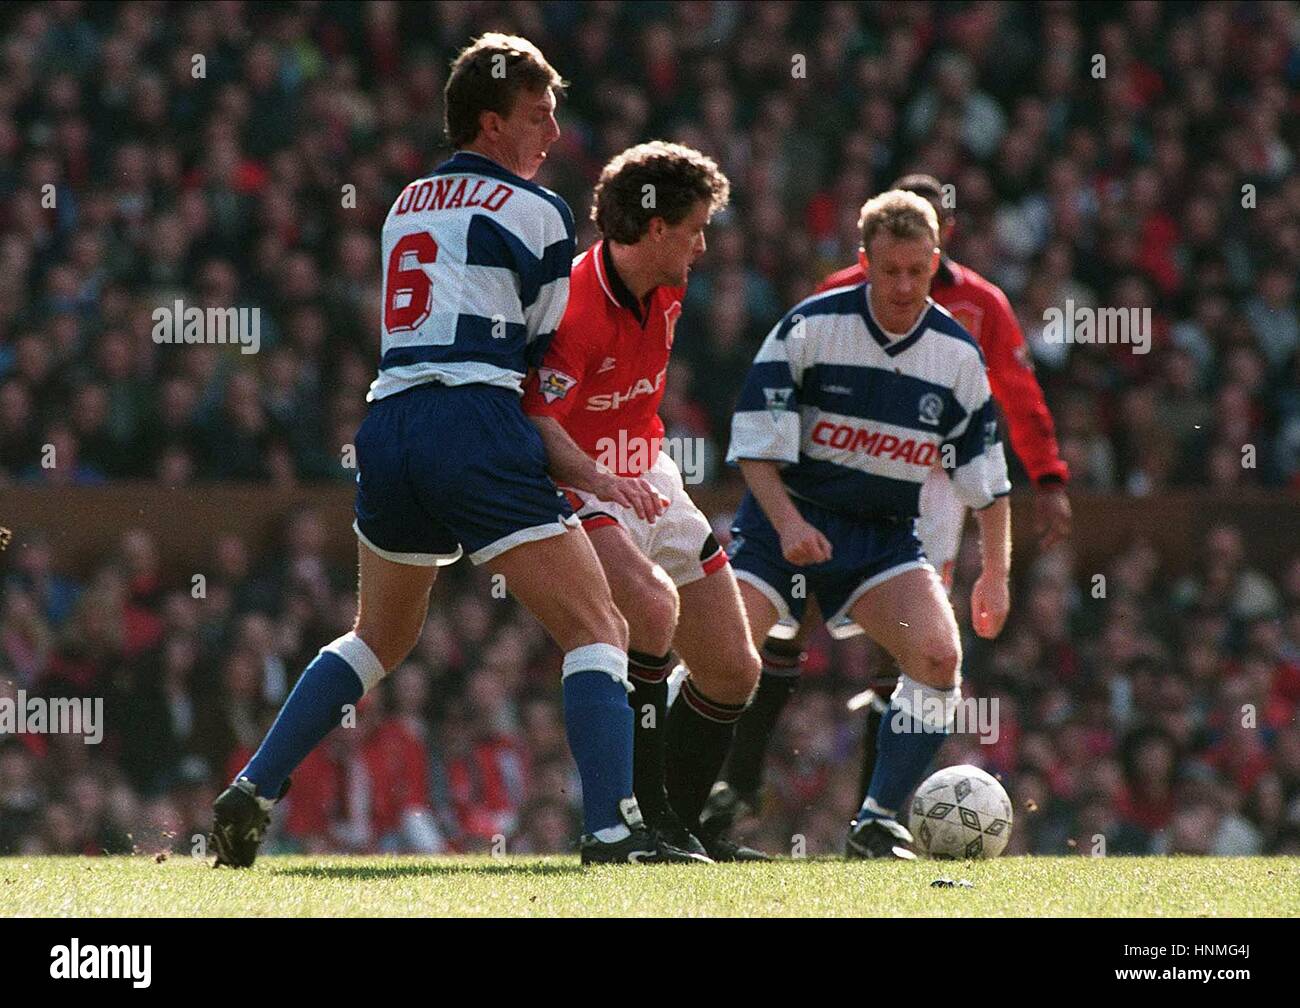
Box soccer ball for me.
[909,764,1013,859]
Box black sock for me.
[858,672,899,806]
[719,638,802,805]
[665,677,747,828]
[628,650,673,822]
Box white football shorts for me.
[562,451,728,588]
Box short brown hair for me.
[444,34,565,148]
[591,141,731,244]
[858,190,940,252]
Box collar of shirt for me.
[600,239,651,326]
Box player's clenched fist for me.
[776,515,833,566]
[591,473,669,523]
[970,570,1010,639]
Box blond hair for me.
[858,190,940,252]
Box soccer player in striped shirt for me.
[703,175,1070,850]
[212,35,703,867]
[720,190,1012,857]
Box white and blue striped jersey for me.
[728,283,1011,519]
[368,151,576,402]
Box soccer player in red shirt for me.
[522,142,765,860]
[699,175,1073,851]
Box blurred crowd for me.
[1,1,1299,489]
[2,1,1299,858]
[2,514,1299,856]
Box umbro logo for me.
[597,356,617,373]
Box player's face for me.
[653,200,711,287]
[496,87,560,179]
[860,233,939,332]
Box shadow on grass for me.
[270,861,582,881]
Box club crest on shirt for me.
[538,368,578,403]
[763,387,792,418]
[918,391,944,426]
[663,300,682,349]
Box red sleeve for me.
[520,317,591,422]
[814,262,866,294]
[981,285,1069,485]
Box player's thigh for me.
[485,526,627,652]
[354,539,439,671]
[847,566,960,688]
[674,566,761,703]
[586,522,679,654]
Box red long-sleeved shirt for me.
[817,259,1069,485]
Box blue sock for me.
[240,646,367,797]
[563,669,634,833]
[859,701,947,820]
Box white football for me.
[909,764,1013,859]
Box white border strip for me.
[355,521,462,567]
[468,513,581,566]
[733,569,794,628]
[826,558,935,639]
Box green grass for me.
[2,855,1297,916]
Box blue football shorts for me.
[728,491,933,639]
[353,383,577,566]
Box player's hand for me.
[591,473,668,523]
[1033,484,1072,549]
[970,570,1010,639]
[777,516,832,566]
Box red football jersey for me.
[521,240,683,476]
[817,260,1069,485]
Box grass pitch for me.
[2,855,1297,917]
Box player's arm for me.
[527,415,665,523]
[982,286,1071,547]
[970,496,1010,639]
[727,310,831,565]
[520,200,578,370]
[737,460,831,565]
[942,348,1013,639]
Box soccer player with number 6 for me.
[211,34,705,868]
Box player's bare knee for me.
[913,636,961,688]
[625,580,679,656]
[353,613,424,673]
[687,639,761,705]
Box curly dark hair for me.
[591,141,731,244]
